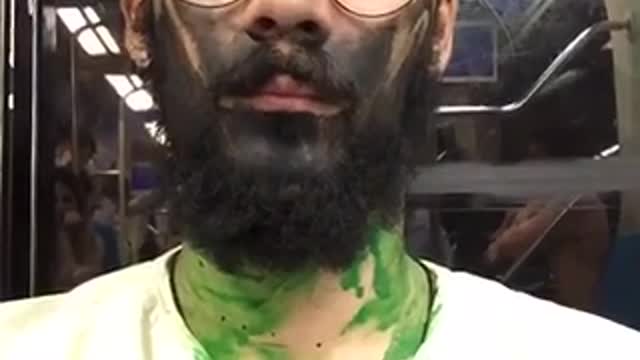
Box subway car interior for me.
[2,0,640,332]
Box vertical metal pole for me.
[70,38,78,175]
[0,1,6,211]
[28,0,39,296]
[0,0,9,299]
[118,99,130,262]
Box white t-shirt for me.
[0,248,638,360]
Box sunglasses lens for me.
[180,0,238,7]
[337,0,412,17]
[182,0,412,16]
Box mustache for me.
[211,45,357,103]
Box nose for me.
[245,0,330,47]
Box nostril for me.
[247,17,278,41]
[247,16,278,41]
[247,17,327,45]
[298,20,319,34]
[255,17,277,32]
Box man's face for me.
[122,0,457,272]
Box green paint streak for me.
[178,222,433,360]
[340,251,367,299]
[176,247,316,360]
[384,326,424,360]
[193,347,210,360]
[382,264,430,360]
[255,344,290,360]
[344,227,412,331]
[341,226,432,360]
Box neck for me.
[173,224,432,360]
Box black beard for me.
[152,21,439,274]
[164,109,410,274]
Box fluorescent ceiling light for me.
[82,6,101,24]
[8,93,13,110]
[129,75,144,88]
[105,74,134,97]
[106,74,155,112]
[58,6,119,56]
[126,90,155,112]
[57,7,87,34]
[96,25,120,54]
[77,28,108,56]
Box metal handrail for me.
[500,196,582,284]
[435,20,630,116]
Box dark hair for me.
[56,125,97,157]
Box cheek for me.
[326,32,394,99]
[327,30,407,133]
[169,4,254,83]
[186,19,252,75]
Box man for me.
[0,0,638,359]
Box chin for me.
[217,108,348,176]
[166,102,407,273]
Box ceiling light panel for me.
[105,74,135,97]
[77,28,108,56]
[82,6,101,24]
[56,7,87,34]
[95,25,120,54]
[126,90,155,112]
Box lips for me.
[219,74,343,117]
[258,74,318,98]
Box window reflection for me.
[408,0,625,319]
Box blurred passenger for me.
[53,167,103,290]
[54,128,98,173]
[487,195,610,312]
[92,178,121,272]
[51,129,103,290]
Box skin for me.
[487,196,610,312]
[121,0,458,359]
[487,146,610,312]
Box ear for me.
[430,0,458,76]
[121,0,153,70]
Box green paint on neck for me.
[175,222,432,360]
[341,226,431,360]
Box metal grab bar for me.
[500,196,582,284]
[435,20,630,116]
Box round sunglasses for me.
[175,0,416,19]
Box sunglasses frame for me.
[174,0,420,19]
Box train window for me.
[2,0,640,340]
[406,0,640,328]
